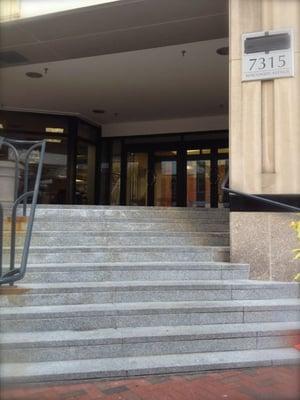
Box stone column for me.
[229,0,300,280]
[0,0,21,22]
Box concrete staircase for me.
[0,206,299,383]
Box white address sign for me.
[242,29,294,81]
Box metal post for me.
[0,203,3,277]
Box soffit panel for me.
[49,15,228,59]
[0,24,37,47]
[0,0,228,67]
[12,0,227,42]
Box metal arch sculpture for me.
[0,137,46,285]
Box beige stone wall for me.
[229,0,300,280]
[230,0,300,194]
[0,0,21,22]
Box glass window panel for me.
[78,122,99,143]
[110,140,121,205]
[218,148,229,154]
[154,159,177,207]
[0,111,70,204]
[2,131,68,204]
[99,140,110,204]
[76,141,96,205]
[201,149,211,155]
[154,150,177,157]
[187,149,211,156]
[187,149,201,155]
[40,139,68,204]
[126,152,148,206]
[187,160,211,207]
[1,137,69,205]
[217,159,229,208]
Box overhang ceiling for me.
[0,38,229,124]
[0,0,228,67]
[0,0,229,125]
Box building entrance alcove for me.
[0,0,230,209]
[106,134,229,208]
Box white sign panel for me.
[242,29,294,81]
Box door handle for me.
[149,173,156,186]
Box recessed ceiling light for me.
[45,127,64,133]
[26,72,43,78]
[92,109,106,114]
[216,47,229,56]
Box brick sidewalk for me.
[2,365,300,400]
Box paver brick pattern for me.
[1,366,300,400]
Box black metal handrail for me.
[0,137,46,285]
[221,172,300,212]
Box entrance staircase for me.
[1,206,300,383]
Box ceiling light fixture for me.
[46,138,62,143]
[26,72,43,78]
[216,47,229,56]
[45,127,64,133]
[92,109,106,114]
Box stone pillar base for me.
[230,212,300,281]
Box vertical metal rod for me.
[23,158,30,217]
[0,203,3,277]
[14,159,19,202]
[19,141,46,279]
[5,143,20,286]
[9,202,17,273]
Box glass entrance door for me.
[217,148,229,208]
[126,152,148,206]
[153,151,177,206]
[125,149,178,206]
[187,159,211,207]
[123,145,228,207]
[186,147,229,208]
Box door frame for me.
[122,143,180,206]
[118,134,229,207]
[185,145,229,208]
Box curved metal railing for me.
[221,172,300,212]
[0,137,46,285]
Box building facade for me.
[0,0,299,280]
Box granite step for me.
[14,231,230,247]
[1,299,300,332]
[33,206,229,220]
[0,281,298,307]
[30,221,229,232]
[1,348,299,384]
[1,322,299,363]
[20,262,250,283]
[1,205,299,383]
[6,245,230,264]
[33,215,229,223]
